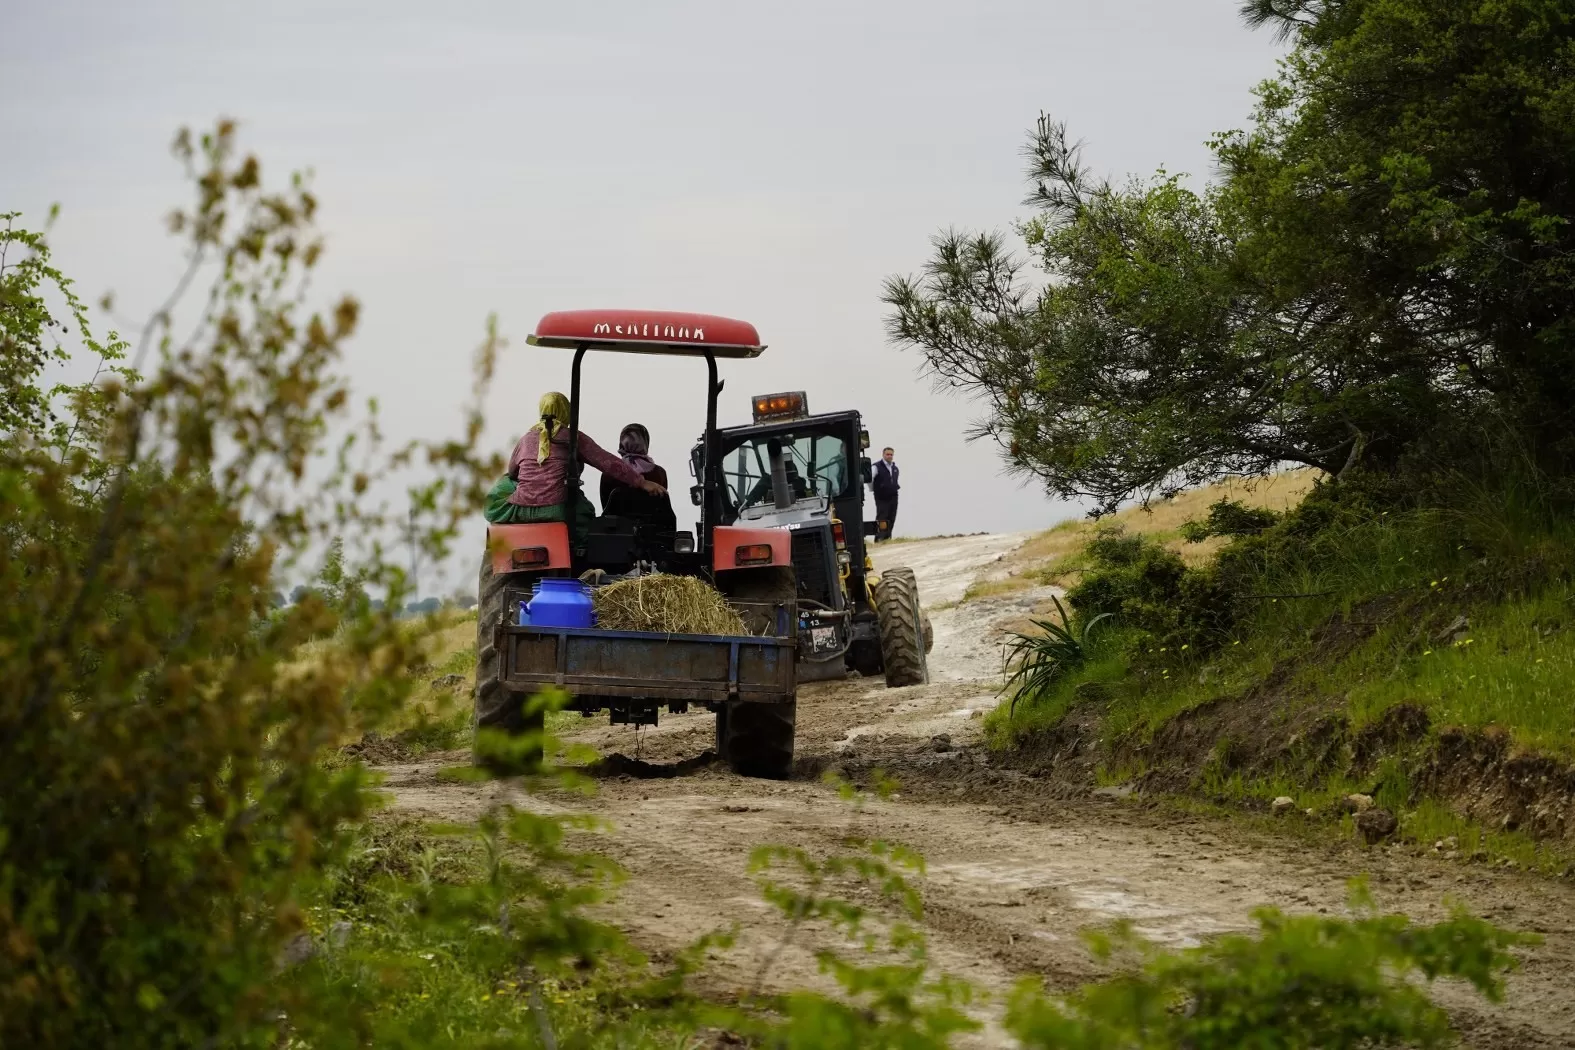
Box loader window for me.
[723,431,850,510]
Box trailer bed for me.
[499,618,796,704]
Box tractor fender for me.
[712,525,790,572]
[486,523,572,575]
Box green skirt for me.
[484,476,595,540]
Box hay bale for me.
[592,573,748,636]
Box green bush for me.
[0,123,501,1048]
[1002,595,1113,716]
[281,791,695,1050]
[1008,884,1533,1050]
[1067,527,1186,616]
[1214,471,1416,590]
[1179,498,1280,543]
[1065,527,1235,655]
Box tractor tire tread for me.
[718,700,796,780]
[875,566,928,687]
[474,553,543,771]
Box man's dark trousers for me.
[872,460,899,541]
[875,495,898,540]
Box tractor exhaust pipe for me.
[766,438,793,509]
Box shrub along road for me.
[378,534,1575,1048]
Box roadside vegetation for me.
[886,0,1575,872]
[986,463,1575,870]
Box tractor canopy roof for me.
[526,310,765,358]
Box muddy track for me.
[377,534,1575,1048]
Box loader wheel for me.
[847,640,883,678]
[879,568,933,653]
[716,699,796,780]
[875,567,928,687]
[474,553,544,775]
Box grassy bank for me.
[988,469,1575,870]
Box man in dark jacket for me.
[871,446,899,541]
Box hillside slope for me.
[990,471,1575,874]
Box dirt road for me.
[379,534,1575,1047]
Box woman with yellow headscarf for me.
[484,392,665,532]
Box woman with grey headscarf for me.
[600,423,677,533]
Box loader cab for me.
[695,393,881,680]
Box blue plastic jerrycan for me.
[527,577,595,628]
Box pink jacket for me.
[507,426,646,507]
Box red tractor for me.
[475,311,801,777]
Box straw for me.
[591,573,749,636]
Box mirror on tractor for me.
[673,531,695,553]
[689,484,703,506]
[859,428,870,450]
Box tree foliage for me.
[1178,498,1281,542]
[0,209,133,459]
[885,0,1575,512]
[313,537,369,619]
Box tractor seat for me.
[583,512,680,570]
[602,484,676,531]
[583,514,637,566]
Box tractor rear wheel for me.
[716,565,797,635]
[875,566,928,687]
[474,553,544,774]
[714,566,799,778]
[716,699,796,779]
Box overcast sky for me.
[2,0,1283,594]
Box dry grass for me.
[982,469,1321,589]
[421,614,477,661]
[283,608,471,682]
[961,577,1036,602]
[1113,469,1317,552]
[591,574,748,636]
[884,531,991,545]
[274,610,480,750]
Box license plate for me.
[810,626,837,652]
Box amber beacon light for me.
[751,390,808,422]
